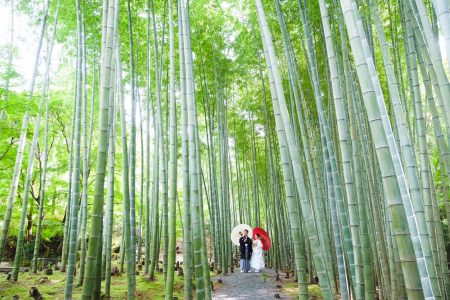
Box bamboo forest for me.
[1,0,450,299]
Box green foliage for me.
[39,219,64,242]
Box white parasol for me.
[230,224,253,246]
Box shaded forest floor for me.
[0,269,184,299]
[0,266,320,299]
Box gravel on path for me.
[212,268,291,299]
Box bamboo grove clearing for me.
[0,0,449,299]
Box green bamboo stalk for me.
[273,1,336,296]
[77,6,90,286]
[63,2,83,292]
[256,1,334,297]
[117,36,135,299]
[406,0,450,143]
[144,0,153,276]
[148,104,160,279]
[415,38,450,298]
[150,0,169,275]
[104,93,117,297]
[164,0,177,297]
[296,1,348,296]
[148,2,160,281]
[0,0,50,261]
[203,57,219,273]
[429,0,450,75]
[339,0,425,298]
[317,2,361,298]
[81,0,118,296]
[31,0,60,273]
[370,1,441,298]
[127,0,136,286]
[180,0,211,297]
[11,2,54,282]
[126,0,137,286]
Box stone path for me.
[212,268,290,299]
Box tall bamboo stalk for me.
[126,0,137,289]
[165,0,177,297]
[0,0,50,261]
[81,0,118,296]
[63,0,83,292]
[256,0,334,297]
[178,1,193,296]
[31,0,60,273]
[339,0,425,298]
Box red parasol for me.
[253,227,271,251]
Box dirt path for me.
[212,268,291,299]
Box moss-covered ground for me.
[1,265,325,300]
[281,281,323,299]
[0,269,184,299]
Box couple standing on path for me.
[239,229,265,273]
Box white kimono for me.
[250,239,265,271]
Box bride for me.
[250,233,265,272]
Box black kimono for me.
[239,236,253,259]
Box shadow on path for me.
[212,268,290,299]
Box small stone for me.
[217,279,223,284]
[12,295,19,300]
[29,287,43,300]
[111,266,120,276]
[38,277,48,284]
[44,268,53,275]
[54,263,61,271]
[274,294,281,298]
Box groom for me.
[239,229,253,273]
